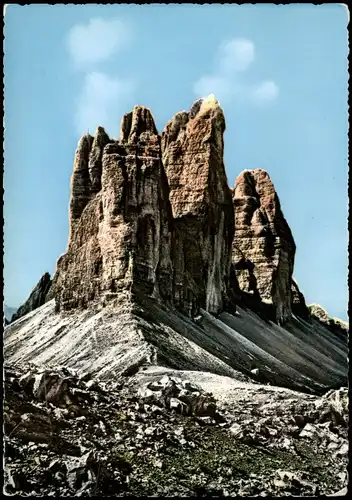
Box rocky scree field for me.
[3,364,348,497]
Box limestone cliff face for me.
[161,95,234,315]
[53,97,234,317]
[11,272,52,322]
[48,98,323,327]
[232,169,296,324]
[52,106,173,311]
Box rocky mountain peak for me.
[48,98,236,316]
[161,96,233,315]
[88,127,111,193]
[120,105,159,144]
[232,168,296,323]
[10,99,346,332]
[10,272,52,322]
[50,104,174,311]
[4,99,347,499]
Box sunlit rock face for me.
[48,97,316,328]
[232,169,296,324]
[52,106,174,311]
[161,95,234,316]
[52,97,234,317]
[308,303,349,340]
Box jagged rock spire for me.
[11,273,52,322]
[232,169,296,323]
[52,106,173,311]
[51,99,305,326]
[161,96,234,315]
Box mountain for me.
[4,304,17,322]
[3,95,348,497]
[10,272,52,323]
[4,95,347,394]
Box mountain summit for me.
[4,98,347,395]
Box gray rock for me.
[334,443,348,457]
[299,423,319,438]
[11,272,52,322]
[329,486,347,496]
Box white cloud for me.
[217,38,255,75]
[67,18,131,69]
[75,72,136,136]
[193,37,278,106]
[250,80,279,103]
[67,18,136,136]
[193,75,231,101]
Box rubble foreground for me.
[4,364,348,496]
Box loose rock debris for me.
[3,364,348,496]
[137,374,219,420]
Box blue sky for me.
[4,4,349,321]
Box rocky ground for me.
[3,364,348,497]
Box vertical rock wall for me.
[232,169,296,323]
[49,98,304,326]
[161,95,234,315]
[52,107,173,310]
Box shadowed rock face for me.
[69,127,112,231]
[232,169,296,324]
[11,273,52,322]
[69,134,93,238]
[89,127,111,193]
[52,106,174,311]
[291,279,309,320]
[161,95,234,315]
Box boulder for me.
[137,375,218,417]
